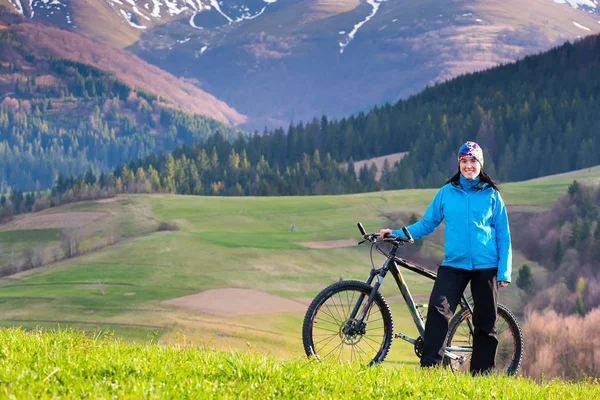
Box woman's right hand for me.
[379,228,392,238]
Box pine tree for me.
[163,154,176,193]
[516,264,534,293]
[552,239,563,267]
[84,168,96,185]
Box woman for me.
[380,141,512,374]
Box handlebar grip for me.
[402,227,414,243]
[357,222,366,236]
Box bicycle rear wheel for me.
[444,303,523,375]
[302,280,393,365]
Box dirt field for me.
[341,152,408,181]
[2,212,108,230]
[296,239,358,249]
[161,288,307,317]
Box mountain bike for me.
[301,223,524,375]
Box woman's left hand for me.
[498,281,509,288]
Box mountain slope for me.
[129,0,600,128]
[0,15,243,191]
[0,7,245,126]
[3,0,600,129]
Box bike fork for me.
[348,263,388,331]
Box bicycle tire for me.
[302,280,394,365]
[444,303,524,375]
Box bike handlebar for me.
[357,222,414,244]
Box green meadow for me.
[2,328,599,399]
[1,166,599,364]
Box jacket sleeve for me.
[391,187,445,240]
[493,191,512,282]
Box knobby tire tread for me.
[445,303,524,375]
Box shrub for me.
[522,309,600,380]
[157,220,180,231]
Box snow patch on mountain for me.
[339,0,385,54]
[107,0,279,29]
[573,21,592,30]
[120,9,147,29]
[554,0,597,10]
[6,0,24,15]
[6,0,68,18]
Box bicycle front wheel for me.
[302,280,394,365]
[444,303,524,375]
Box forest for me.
[3,33,600,193]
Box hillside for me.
[0,14,247,191]
[2,1,599,129]
[2,167,600,367]
[3,328,599,399]
[6,19,600,193]
[56,32,600,197]
[0,9,245,125]
[110,0,600,129]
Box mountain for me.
[36,31,600,202]
[0,5,246,126]
[3,0,600,130]
[0,11,244,191]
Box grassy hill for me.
[1,166,600,365]
[1,328,598,399]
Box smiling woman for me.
[379,140,511,374]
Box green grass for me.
[1,328,599,399]
[0,166,597,361]
[0,229,63,244]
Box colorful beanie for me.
[458,141,484,167]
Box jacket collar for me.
[451,175,488,191]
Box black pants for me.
[420,266,498,374]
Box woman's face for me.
[459,157,481,180]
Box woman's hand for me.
[379,228,392,238]
[498,281,509,288]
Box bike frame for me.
[350,242,474,362]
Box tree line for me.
[0,35,240,191]
[513,181,600,316]
[5,33,600,194]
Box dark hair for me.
[446,169,499,191]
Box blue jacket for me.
[392,175,512,282]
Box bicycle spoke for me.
[334,293,348,320]
[319,340,344,360]
[312,335,341,344]
[361,335,383,352]
[344,290,357,321]
[323,302,344,325]
[320,337,344,358]
[313,333,339,347]
[313,312,343,327]
[312,327,341,335]
[353,342,370,359]
[365,316,384,324]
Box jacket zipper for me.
[466,188,473,269]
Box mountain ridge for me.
[0,6,246,126]
[3,0,600,129]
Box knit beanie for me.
[458,141,484,167]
